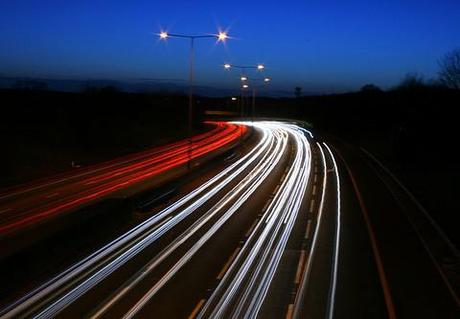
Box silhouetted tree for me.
[395,73,426,90]
[438,49,460,90]
[294,86,302,98]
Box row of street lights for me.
[158,30,229,168]
[223,64,271,120]
[157,29,271,166]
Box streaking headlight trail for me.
[1,121,328,319]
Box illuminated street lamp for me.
[223,63,265,73]
[158,29,229,168]
[223,63,266,119]
[217,32,229,42]
[159,31,168,39]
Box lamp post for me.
[223,63,265,119]
[223,63,265,75]
[159,30,228,169]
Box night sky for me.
[1,0,459,93]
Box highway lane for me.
[0,128,261,310]
[0,121,320,318]
[0,122,244,236]
[287,142,343,319]
[197,123,312,319]
[0,121,273,317]
[328,141,459,319]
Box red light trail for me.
[0,122,246,235]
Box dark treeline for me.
[250,84,460,246]
[253,85,460,167]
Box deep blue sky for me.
[1,0,459,94]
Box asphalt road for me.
[0,122,244,238]
[0,121,458,319]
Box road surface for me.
[0,121,458,318]
[0,122,244,237]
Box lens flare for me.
[159,31,168,39]
[217,32,228,42]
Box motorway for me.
[0,121,458,318]
[0,121,244,237]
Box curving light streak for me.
[121,124,290,319]
[0,123,266,318]
[291,142,341,319]
[198,122,312,319]
[2,121,316,319]
[0,122,244,234]
[0,123,226,201]
[323,143,341,319]
[90,125,283,318]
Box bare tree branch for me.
[438,49,460,90]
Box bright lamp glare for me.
[231,97,237,101]
[241,76,248,81]
[217,32,228,42]
[242,84,249,89]
[257,64,265,70]
[224,64,231,69]
[264,78,271,82]
[159,32,168,39]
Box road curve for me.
[0,122,245,236]
[1,121,457,319]
[0,121,318,318]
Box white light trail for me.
[323,143,341,319]
[98,126,288,318]
[2,121,317,319]
[291,142,341,319]
[198,122,312,319]
[1,127,273,318]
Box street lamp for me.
[223,63,265,73]
[158,29,229,169]
[217,32,228,42]
[223,63,266,119]
[159,31,168,39]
